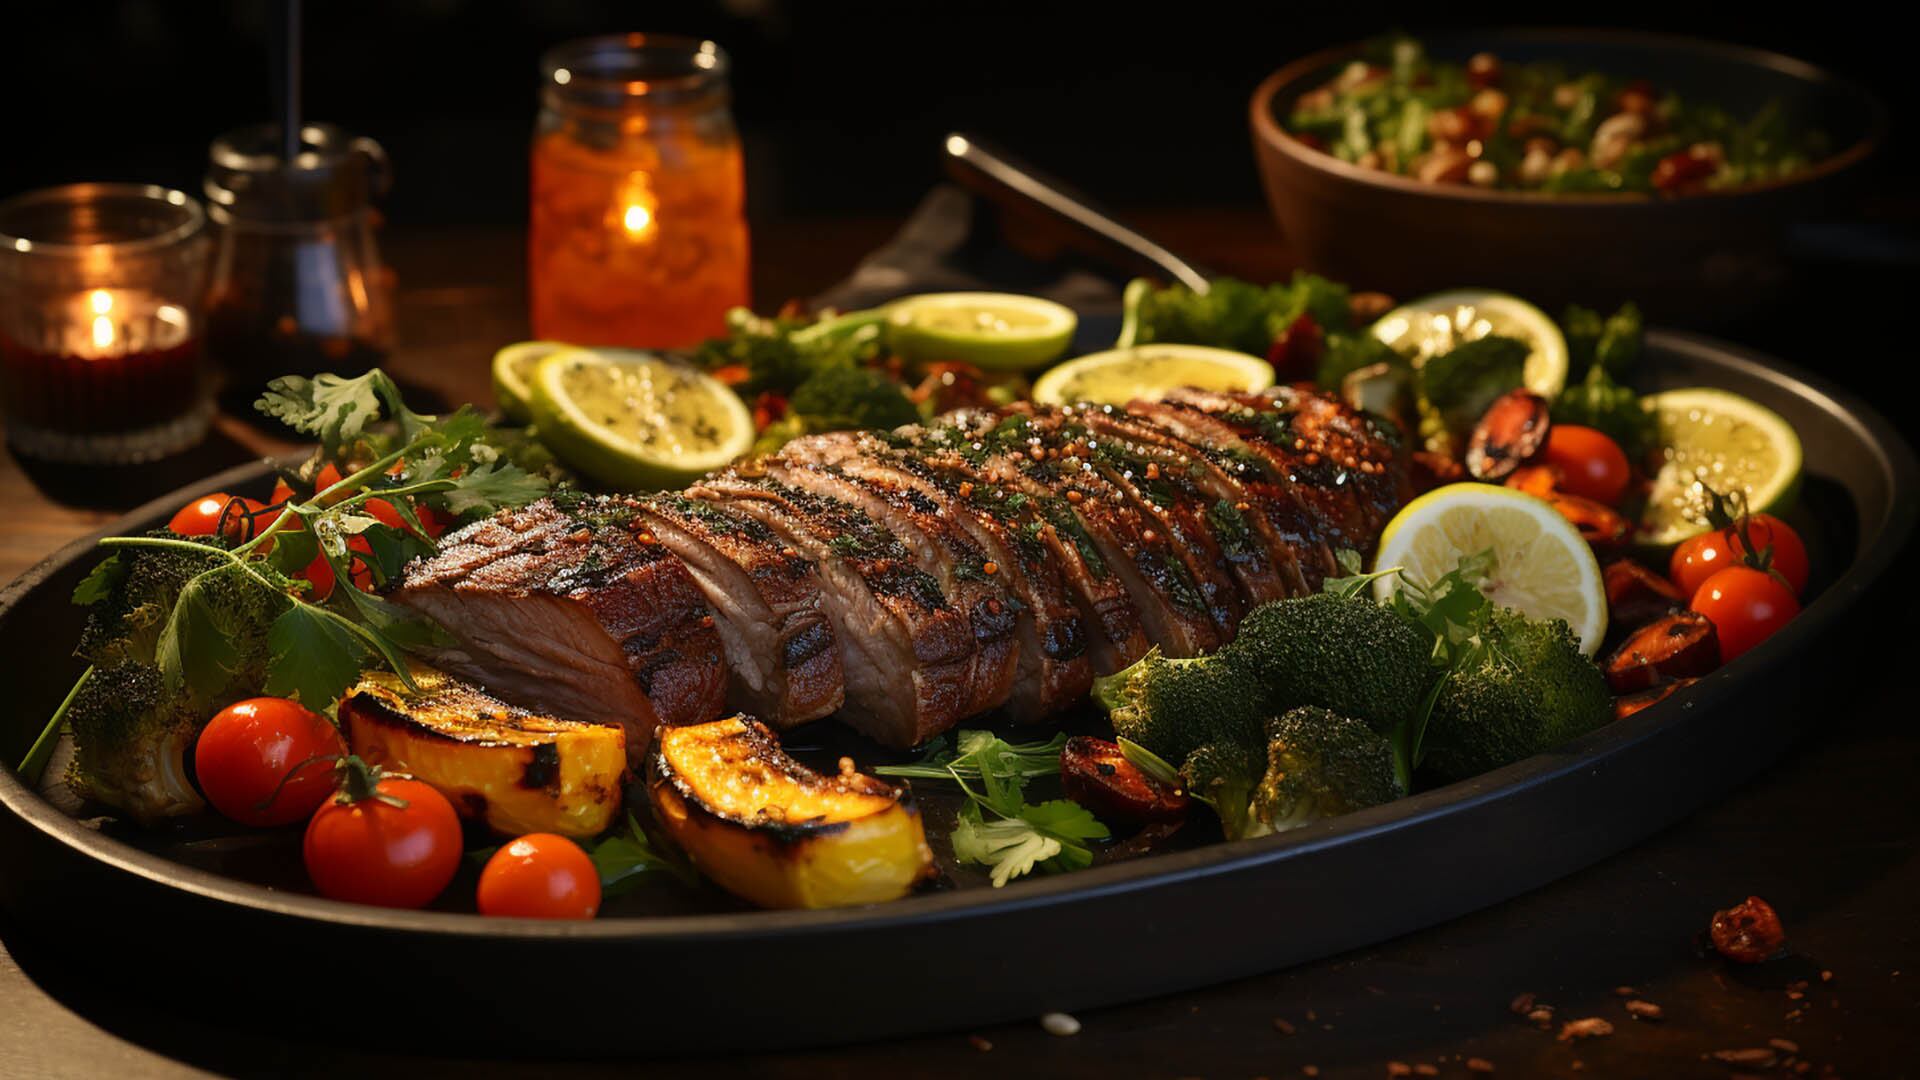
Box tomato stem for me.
[331,754,411,810]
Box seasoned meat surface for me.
[396,496,726,758]
[396,390,1407,748]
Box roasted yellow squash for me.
[646,716,933,909]
[341,667,626,839]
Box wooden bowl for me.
[1249,30,1885,323]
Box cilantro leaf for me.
[71,555,126,606]
[437,461,548,517]
[262,603,370,707]
[256,372,403,455]
[873,730,1066,785]
[950,797,1109,887]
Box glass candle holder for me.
[530,34,750,350]
[0,183,212,464]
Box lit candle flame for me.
[88,289,115,350]
[623,203,653,235]
[618,172,658,241]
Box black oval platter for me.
[1,329,1913,1057]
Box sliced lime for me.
[1372,289,1569,399]
[527,347,755,491]
[493,340,569,424]
[1637,388,1802,548]
[1031,344,1275,408]
[885,292,1077,371]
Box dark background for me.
[3,1,1912,225]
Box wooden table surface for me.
[4,214,1918,1078]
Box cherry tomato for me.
[195,697,347,826]
[1540,425,1630,505]
[303,759,463,909]
[1670,513,1808,599]
[1690,566,1801,663]
[169,493,254,537]
[476,833,602,919]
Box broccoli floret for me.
[1553,363,1657,460]
[1120,273,1356,355]
[1221,594,1436,736]
[64,542,280,820]
[1316,332,1408,393]
[694,307,887,395]
[787,365,920,433]
[1420,608,1613,782]
[1092,647,1267,767]
[1416,334,1529,447]
[1562,302,1643,380]
[1180,739,1265,841]
[1247,707,1407,836]
[64,662,205,823]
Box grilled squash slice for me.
[341,667,626,839]
[646,716,933,909]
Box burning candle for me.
[0,184,212,464]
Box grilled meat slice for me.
[634,493,844,728]
[396,496,727,757]
[780,431,1094,720]
[1127,399,1342,586]
[690,473,975,747]
[1076,406,1306,601]
[1159,388,1409,557]
[763,457,1020,719]
[1008,405,1255,634]
[900,411,1221,658]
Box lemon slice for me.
[1372,290,1569,399]
[492,340,569,424]
[1373,483,1607,655]
[1031,344,1275,407]
[885,292,1078,371]
[527,347,755,491]
[1637,388,1802,548]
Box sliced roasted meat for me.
[1075,406,1307,602]
[634,493,844,728]
[396,496,727,757]
[904,411,1222,658]
[690,472,976,747]
[762,455,1020,720]
[1155,387,1408,561]
[781,430,1095,720]
[1125,398,1342,588]
[1003,406,1247,637]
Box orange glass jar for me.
[530,34,750,350]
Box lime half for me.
[1372,290,1569,399]
[1373,483,1607,655]
[1637,388,1802,548]
[886,292,1077,371]
[1032,344,1275,408]
[528,347,755,491]
[493,340,569,424]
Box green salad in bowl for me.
[1285,36,1829,195]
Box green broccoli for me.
[1419,607,1613,782]
[787,365,920,434]
[1180,739,1264,841]
[1315,332,1408,394]
[1247,707,1407,836]
[1220,593,1436,736]
[64,661,205,823]
[1416,334,1529,447]
[1553,363,1657,460]
[1117,272,1356,355]
[1562,302,1643,380]
[63,541,280,820]
[1092,647,1268,767]
[694,307,887,394]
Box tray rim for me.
[3,327,1915,943]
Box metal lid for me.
[204,122,390,223]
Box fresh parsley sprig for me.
[878,730,1107,888]
[18,370,551,782]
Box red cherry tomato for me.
[303,760,463,909]
[169,493,254,537]
[1690,567,1801,663]
[1670,513,1808,599]
[1540,425,1631,505]
[476,833,602,919]
[195,697,347,826]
